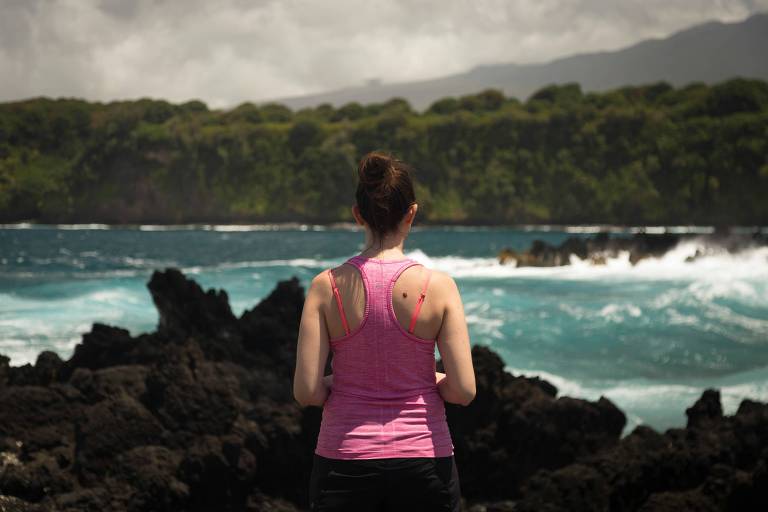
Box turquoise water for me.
[2,223,768,436]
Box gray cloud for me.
[1,0,766,108]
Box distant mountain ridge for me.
[272,13,768,110]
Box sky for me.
[1,0,767,108]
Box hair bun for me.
[358,151,395,190]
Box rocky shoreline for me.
[498,231,768,267]
[1,269,766,511]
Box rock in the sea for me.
[113,445,190,511]
[685,388,723,429]
[517,463,610,512]
[499,232,681,267]
[59,324,137,380]
[503,389,768,511]
[0,494,48,512]
[498,231,766,268]
[0,268,766,511]
[4,352,63,387]
[74,393,166,478]
[439,345,626,501]
[148,267,238,340]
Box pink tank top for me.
[314,255,454,459]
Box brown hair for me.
[355,151,416,242]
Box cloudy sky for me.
[1,0,766,108]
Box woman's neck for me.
[360,231,407,259]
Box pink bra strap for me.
[328,269,350,335]
[407,268,432,334]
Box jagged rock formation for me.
[498,231,767,267]
[0,268,765,511]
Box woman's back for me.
[323,256,445,342]
[316,255,454,459]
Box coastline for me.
[1,269,766,510]
[2,221,767,234]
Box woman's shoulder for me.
[308,268,333,297]
[419,267,460,305]
[421,267,456,288]
[308,264,356,292]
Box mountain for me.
[272,13,768,110]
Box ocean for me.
[2,223,767,437]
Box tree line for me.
[1,79,767,225]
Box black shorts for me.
[309,453,461,511]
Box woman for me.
[293,151,476,511]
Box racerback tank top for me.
[314,255,454,459]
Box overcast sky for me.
[1,0,766,108]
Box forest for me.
[1,79,767,225]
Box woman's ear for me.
[351,205,364,226]
[400,203,417,233]
[406,203,418,225]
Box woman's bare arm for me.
[435,274,476,406]
[293,272,332,407]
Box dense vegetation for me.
[1,79,767,225]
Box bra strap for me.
[407,268,432,334]
[328,268,350,335]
